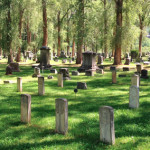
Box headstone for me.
[96,69,104,74]
[123,67,130,71]
[32,67,40,77]
[5,65,12,75]
[54,58,59,62]
[72,71,80,76]
[129,86,139,108]
[38,76,45,95]
[17,77,22,92]
[112,70,116,84]
[99,66,105,69]
[136,64,142,73]
[50,69,57,74]
[110,66,116,71]
[78,51,98,72]
[62,59,67,64]
[10,63,20,72]
[124,58,130,65]
[85,69,94,76]
[60,51,67,58]
[4,80,13,84]
[99,106,115,145]
[58,73,63,87]
[21,94,31,123]
[77,82,87,89]
[143,61,150,65]
[98,55,103,65]
[55,98,68,134]
[69,59,72,64]
[141,69,149,79]
[47,75,54,79]
[131,74,139,87]
[118,74,126,77]
[40,46,51,69]
[59,68,71,80]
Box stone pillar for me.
[129,86,139,108]
[17,77,22,92]
[38,76,45,95]
[98,55,103,64]
[112,70,117,84]
[58,73,63,87]
[136,64,142,73]
[21,94,31,123]
[131,74,139,87]
[99,106,115,145]
[55,98,68,134]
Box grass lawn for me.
[0,58,150,150]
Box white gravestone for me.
[131,74,139,87]
[58,73,63,87]
[38,76,45,95]
[17,77,22,92]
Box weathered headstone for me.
[141,69,149,79]
[131,74,139,87]
[72,71,79,76]
[123,67,130,71]
[85,69,94,76]
[98,55,103,65]
[124,58,130,65]
[77,82,87,89]
[17,77,22,92]
[99,106,115,145]
[59,68,71,80]
[21,94,31,123]
[96,69,104,74]
[50,69,57,74]
[78,51,98,72]
[10,62,20,72]
[129,86,139,108]
[136,64,142,73]
[60,51,67,58]
[6,65,12,75]
[55,98,68,134]
[58,73,63,87]
[32,67,40,77]
[47,75,54,79]
[112,70,117,84]
[110,66,116,71]
[62,59,67,64]
[38,76,45,95]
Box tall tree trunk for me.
[27,18,31,45]
[104,0,108,58]
[57,11,61,57]
[0,48,2,56]
[139,15,144,56]
[76,0,84,64]
[16,7,24,62]
[114,0,123,65]
[67,12,70,56]
[53,44,55,56]
[6,3,13,63]
[42,0,48,46]
[72,38,75,57]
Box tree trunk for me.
[57,11,61,57]
[139,15,144,56]
[16,7,24,62]
[76,0,84,64]
[72,38,75,57]
[114,0,123,65]
[27,19,31,45]
[42,0,48,46]
[0,48,2,56]
[67,12,70,56]
[104,0,108,58]
[53,44,55,56]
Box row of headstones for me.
[21,95,115,145]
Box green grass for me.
[0,58,150,150]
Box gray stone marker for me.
[112,70,117,84]
[131,74,139,87]
[38,76,45,95]
[99,106,115,145]
[77,82,87,89]
[72,71,79,76]
[21,94,31,123]
[129,86,139,108]
[17,77,22,92]
[96,69,104,74]
[136,64,142,73]
[55,98,68,134]
[32,67,40,78]
[85,69,94,76]
[58,73,63,87]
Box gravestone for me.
[99,66,105,69]
[10,62,20,72]
[50,69,57,74]
[59,68,71,80]
[77,82,87,89]
[4,80,13,84]
[17,77,22,92]
[72,71,79,76]
[58,73,63,87]
[131,74,139,87]
[32,67,40,77]
[6,65,12,75]
[54,58,59,62]
[99,106,115,145]
[123,67,130,71]
[110,66,116,71]
[21,94,31,123]
[47,75,54,79]
[78,51,98,72]
[62,59,67,64]
[141,69,149,79]
[112,70,117,84]
[98,55,103,65]
[124,58,130,65]
[85,69,94,76]
[136,64,142,73]
[129,86,139,108]
[143,61,150,65]
[96,69,104,74]
[69,59,72,63]
[60,51,67,58]
[38,76,45,95]
[40,46,51,69]
[55,98,68,134]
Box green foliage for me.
[131,49,139,59]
